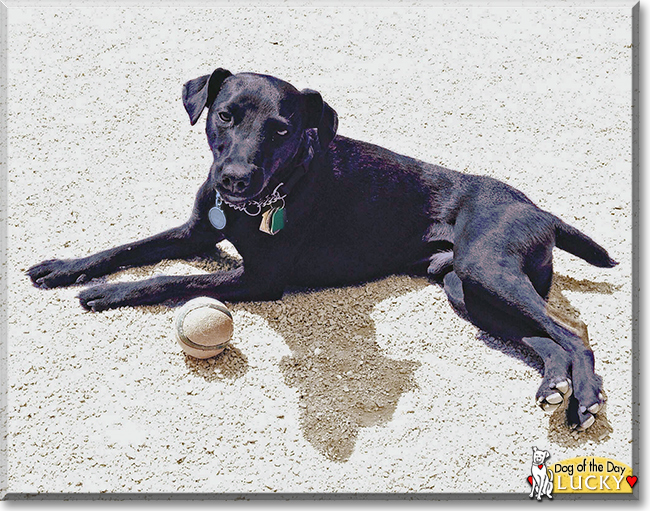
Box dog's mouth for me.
[217,188,254,205]
[215,177,287,217]
[216,182,270,206]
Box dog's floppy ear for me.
[182,68,232,126]
[301,89,338,151]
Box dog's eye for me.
[218,111,233,123]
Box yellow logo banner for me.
[552,457,634,494]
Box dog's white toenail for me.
[578,415,596,431]
[546,393,563,405]
[588,403,601,414]
[599,392,604,401]
[542,402,560,413]
[555,381,569,394]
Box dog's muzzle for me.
[217,163,263,200]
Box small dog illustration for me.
[530,446,554,500]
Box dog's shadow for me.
[233,277,426,463]
[477,273,619,447]
[120,247,423,462]
[103,249,251,382]
[112,247,620,457]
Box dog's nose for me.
[219,163,255,194]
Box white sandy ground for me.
[0,0,638,498]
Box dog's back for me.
[287,135,447,285]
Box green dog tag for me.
[270,207,285,233]
[259,206,286,235]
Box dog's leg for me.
[28,224,224,289]
[529,476,536,498]
[537,472,551,500]
[443,271,572,412]
[453,259,604,430]
[440,270,469,320]
[521,336,572,412]
[545,472,554,498]
[533,476,543,500]
[76,265,285,311]
[28,180,222,288]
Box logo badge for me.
[527,450,636,496]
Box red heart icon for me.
[626,476,637,488]
[538,464,543,469]
[527,476,533,485]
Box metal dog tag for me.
[259,208,274,234]
[209,207,227,230]
[209,193,227,230]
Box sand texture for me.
[2,1,636,497]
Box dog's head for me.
[182,68,338,204]
[532,446,550,466]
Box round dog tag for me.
[209,206,227,230]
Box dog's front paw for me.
[27,259,90,289]
[77,279,166,311]
[78,283,138,312]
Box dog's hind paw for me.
[554,380,571,395]
[574,414,596,432]
[586,397,604,415]
[539,394,562,413]
[537,378,572,413]
[567,393,605,432]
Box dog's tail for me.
[555,220,618,268]
[547,469,554,494]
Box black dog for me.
[28,69,618,431]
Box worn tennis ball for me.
[174,297,233,359]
